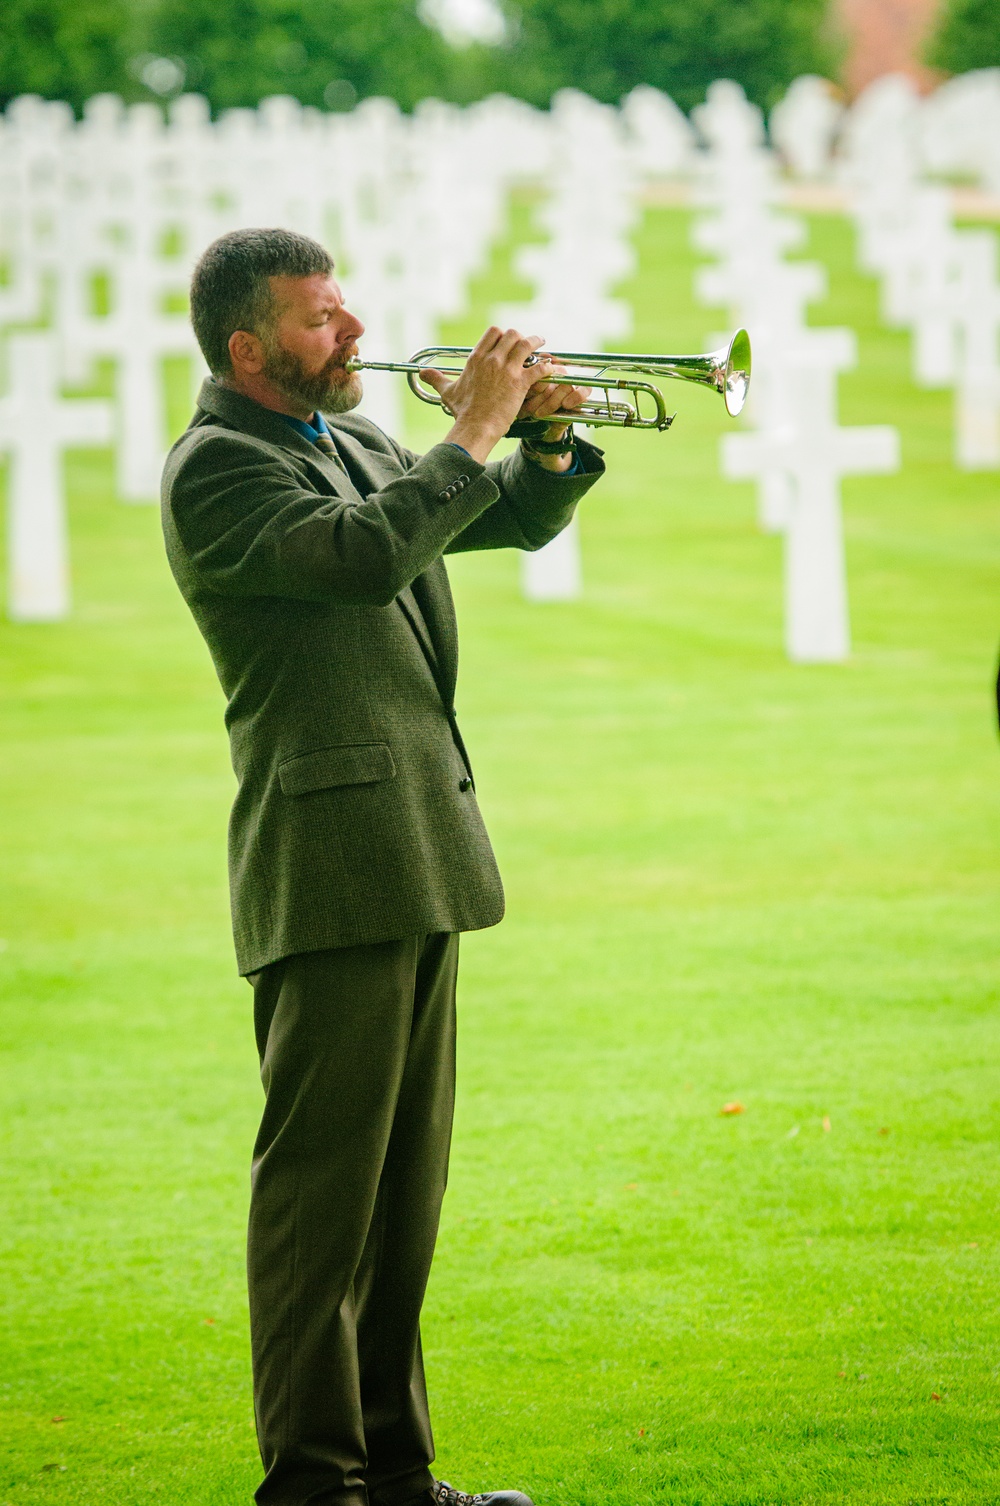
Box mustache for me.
[330,342,360,371]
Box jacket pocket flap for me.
[278,742,396,796]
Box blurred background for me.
[1,3,999,1505]
[2,0,999,114]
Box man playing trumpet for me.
[161,227,606,1506]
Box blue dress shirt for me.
[277,409,335,445]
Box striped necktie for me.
[313,430,345,470]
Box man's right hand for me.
[419,327,554,465]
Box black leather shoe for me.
[430,1480,534,1506]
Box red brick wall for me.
[834,0,945,95]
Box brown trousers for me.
[248,934,459,1506]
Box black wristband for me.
[519,424,578,457]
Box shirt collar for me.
[275,409,331,444]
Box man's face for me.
[260,273,366,414]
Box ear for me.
[229,328,264,376]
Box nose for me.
[342,308,365,342]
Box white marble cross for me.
[621,85,697,178]
[886,187,948,313]
[692,79,766,156]
[521,517,584,603]
[952,231,1000,470]
[722,364,900,661]
[870,187,968,389]
[724,325,852,534]
[769,76,844,180]
[0,333,113,621]
[74,248,203,503]
[495,90,638,604]
[918,69,1000,195]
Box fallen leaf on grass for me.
[41,1464,66,1473]
[204,1318,216,1326]
[50,1417,66,1424]
[838,1372,846,1378]
[638,1428,646,1436]
[878,1127,890,1136]
[822,1116,832,1132]
[624,1182,638,1191]
[931,1393,942,1402]
[720,1102,745,1115]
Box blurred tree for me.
[0,0,134,110]
[0,0,838,116]
[490,0,838,112]
[926,0,1000,72]
[142,0,466,111]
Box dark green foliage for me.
[141,0,466,113]
[490,0,839,112]
[1,0,838,116]
[927,0,1000,73]
[0,0,134,111]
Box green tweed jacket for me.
[161,378,605,975]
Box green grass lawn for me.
[1,205,998,1506]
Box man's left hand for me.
[518,363,591,472]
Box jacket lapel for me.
[321,422,461,708]
[324,424,386,497]
[193,378,360,499]
[193,379,460,706]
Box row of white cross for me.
[694,80,900,663]
[1,73,995,650]
[840,73,1000,470]
[496,90,647,603]
[0,85,683,621]
[769,67,1000,192]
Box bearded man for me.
[161,227,605,1506]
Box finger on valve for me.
[472,326,503,357]
[503,330,544,366]
[527,388,561,417]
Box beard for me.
[260,333,363,415]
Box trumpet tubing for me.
[346,329,751,432]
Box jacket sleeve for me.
[444,436,606,554]
[163,432,501,605]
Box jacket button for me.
[458,776,473,792]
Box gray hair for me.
[189,227,334,376]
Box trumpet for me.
[346,328,751,433]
